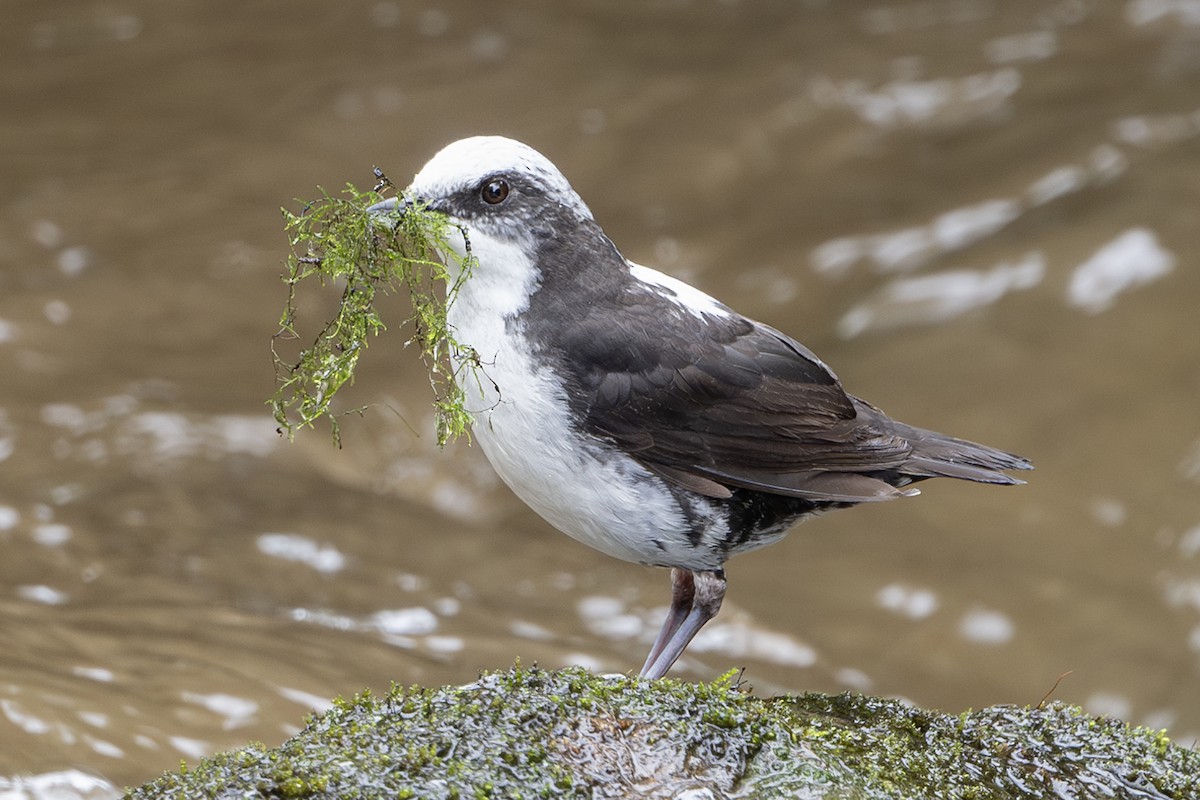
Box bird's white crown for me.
[408,135,593,221]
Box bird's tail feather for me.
[901,428,1032,485]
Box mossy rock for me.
[127,666,1199,799]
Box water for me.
[2,1,1198,792]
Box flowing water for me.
[2,1,1199,794]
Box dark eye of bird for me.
[480,179,510,205]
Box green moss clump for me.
[767,693,1200,799]
[271,172,476,447]
[127,667,784,800]
[127,666,1199,800]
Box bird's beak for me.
[366,196,403,217]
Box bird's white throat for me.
[439,234,701,567]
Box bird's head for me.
[372,136,595,263]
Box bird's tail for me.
[900,425,1032,485]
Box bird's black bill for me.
[366,196,404,217]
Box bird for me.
[369,136,1031,680]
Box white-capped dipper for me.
[370,136,1031,680]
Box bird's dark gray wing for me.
[563,286,1029,503]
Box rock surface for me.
[127,666,1199,799]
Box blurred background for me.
[2,0,1199,795]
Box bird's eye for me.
[480,179,510,205]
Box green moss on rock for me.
[127,666,1199,799]
[774,693,1198,799]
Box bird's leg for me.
[640,568,727,680]
[640,568,695,675]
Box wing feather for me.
[565,277,1028,502]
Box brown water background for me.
[2,1,1199,794]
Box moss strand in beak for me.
[270,174,476,448]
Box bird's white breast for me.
[444,237,700,567]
